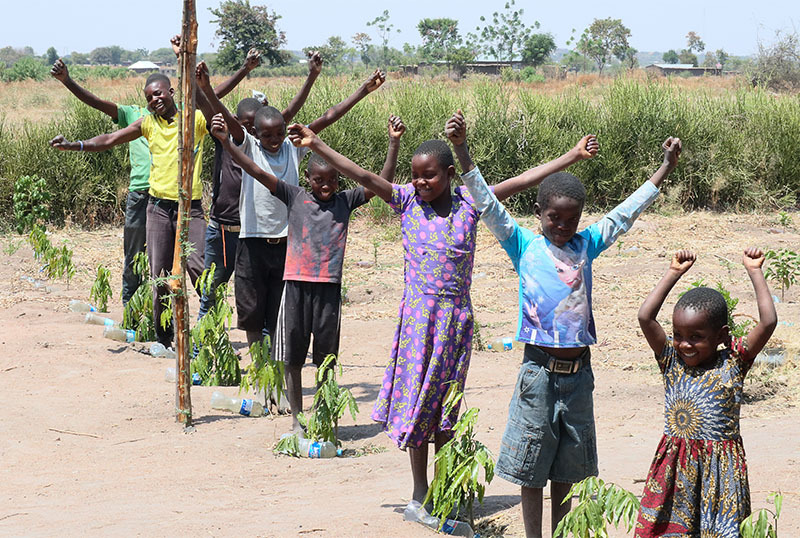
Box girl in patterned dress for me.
[635,248,777,537]
[288,113,598,510]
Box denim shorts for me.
[495,345,598,489]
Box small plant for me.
[122,252,155,342]
[764,248,800,301]
[616,240,625,255]
[372,236,381,267]
[424,386,495,529]
[740,492,783,538]
[90,265,113,312]
[12,174,50,234]
[240,336,286,411]
[191,269,240,386]
[3,239,23,255]
[275,354,358,456]
[554,476,640,538]
[777,210,792,227]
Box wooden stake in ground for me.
[170,0,198,426]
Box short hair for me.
[236,97,264,117]
[144,73,171,89]
[307,152,335,175]
[674,287,728,330]
[413,139,454,169]
[254,105,285,126]
[537,172,586,210]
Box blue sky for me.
[2,0,797,57]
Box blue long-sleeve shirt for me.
[462,167,660,347]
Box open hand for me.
[742,247,765,271]
[50,59,69,82]
[388,115,405,140]
[244,48,261,71]
[307,50,322,75]
[669,249,696,275]
[210,113,229,141]
[662,137,682,168]
[363,69,386,93]
[445,110,466,146]
[287,123,316,148]
[573,134,599,160]
[170,35,181,56]
[49,135,72,150]
[195,61,210,88]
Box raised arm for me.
[637,250,696,354]
[214,48,261,99]
[380,115,405,181]
[648,137,681,188]
[196,61,244,143]
[494,135,598,202]
[281,51,322,123]
[307,69,385,134]
[288,123,393,202]
[209,114,279,193]
[51,59,118,120]
[49,119,143,152]
[740,247,778,361]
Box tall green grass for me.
[1,76,798,229]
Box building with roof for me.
[646,63,722,76]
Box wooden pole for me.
[171,0,198,426]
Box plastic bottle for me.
[210,391,264,417]
[298,437,338,458]
[84,312,115,327]
[69,299,97,313]
[165,367,202,385]
[486,337,514,352]
[103,326,136,343]
[403,501,474,537]
[150,342,176,359]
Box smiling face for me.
[672,307,729,367]
[535,195,583,247]
[144,80,175,117]
[307,162,339,202]
[255,115,286,153]
[410,153,453,204]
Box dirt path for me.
[1,211,798,537]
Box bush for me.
[1,57,49,82]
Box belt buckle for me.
[550,358,578,374]
[265,237,282,245]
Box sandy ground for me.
[1,210,799,537]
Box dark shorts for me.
[234,237,286,334]
[273,280,342,367]
[495,345,597,489]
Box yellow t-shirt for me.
[140,110,208,200]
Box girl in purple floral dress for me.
[288,113,599,510]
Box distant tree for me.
[702,50,717,67]
[521,33,556,66]
[678,49,698,66]
[475,0,537,61]
[149,47,178,65]
[304,36,347,67]
[0,46,35,68]
[662,49,680,64]
[366,10,401,65]
[108,45,124,64]
[447,46,476,76]
[417,18,461,63]
[69,51,89,65]
[210,0,287,72]
[352,32,372,66]
[46,47,58,65]
[577,17,632,74]
[716,48,729,69]
[686,31,705,53]
[89,47,113,65]
[620,46,638,69]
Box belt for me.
[265,237,287,244]
[208,219,241,233]
[524,345,590,375]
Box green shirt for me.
[113,105,151,192]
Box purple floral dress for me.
[371,183,479,449]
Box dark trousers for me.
[146,198,206,345]
[122,190,149,304]
[234,237,286,337]
[198,221,239,319]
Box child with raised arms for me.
[635,248,776,536]
[209,113,405,434]
[448,109,681,537]
[286,116,599,524]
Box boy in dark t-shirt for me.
[209,112,405,433]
